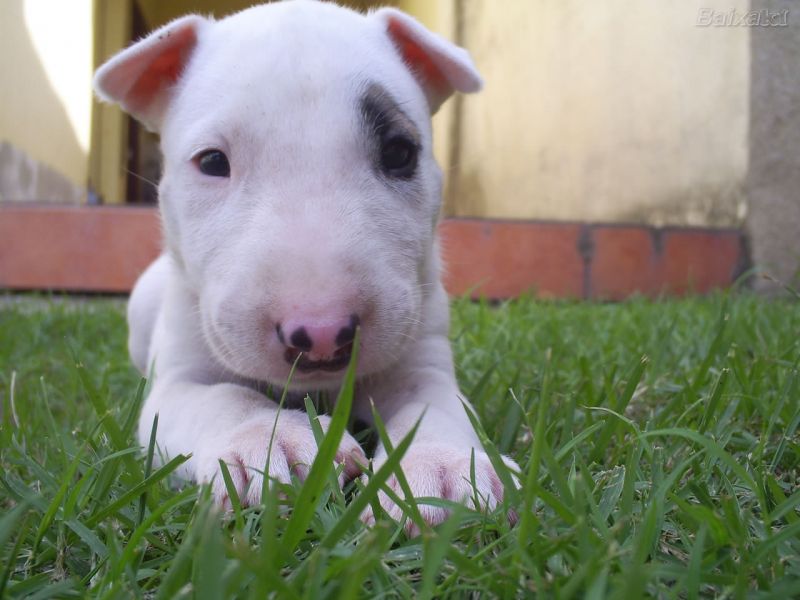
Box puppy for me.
[95,0,519,529]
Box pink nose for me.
[276,314,359,362]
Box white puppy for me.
[95,0,518,529]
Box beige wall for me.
[397,0,458,207]
[0,0,752,228]
[0,0,94,195]
[451,0,750,226]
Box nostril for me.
[289,327,313,351]
[335,314,360,348]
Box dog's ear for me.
[371,8,482,113]
[94,15,208,132]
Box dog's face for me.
[95,1,481,389]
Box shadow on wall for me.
[0,0,87,203]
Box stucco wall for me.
[0,0,93,196]
[0,0,756,228]
[450,0,750,226]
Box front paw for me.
[362,443,520,535]
[195,411,365,508]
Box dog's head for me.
[95,0,481,388]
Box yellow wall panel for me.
[453,0,749,226]
[0,0,94,195]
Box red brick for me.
[440,219,584,299]
[661,230,743,294]
[591,226,743,299]
[0,205,161,292]
[0,206,744,299]
[590,226,659,300]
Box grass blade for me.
[320,417,420,548]
[283,328,360,552]
[86,453,190,527]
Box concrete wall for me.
[451,0,750,226]
[0,0,93,200]
[746,0,800,293]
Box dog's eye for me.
[380,137,418,178]
[196,149,230,178]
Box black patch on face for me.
[360,82,421,180]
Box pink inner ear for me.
[127,26,197,114]
[387,19,450,98]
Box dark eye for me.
[196,149,230,177]
[380,137,418,178]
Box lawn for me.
[1,293,799,598]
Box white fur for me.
[96,0,518,529]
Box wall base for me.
[0,205,746,299]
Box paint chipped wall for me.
[449,0,750,227]
[0,0,754,228]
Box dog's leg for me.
[358,288,520,533]
[127,254,170,375]
[139,379,364,508]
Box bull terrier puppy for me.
[95,0,519,530]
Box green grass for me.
[1,293,799,598]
